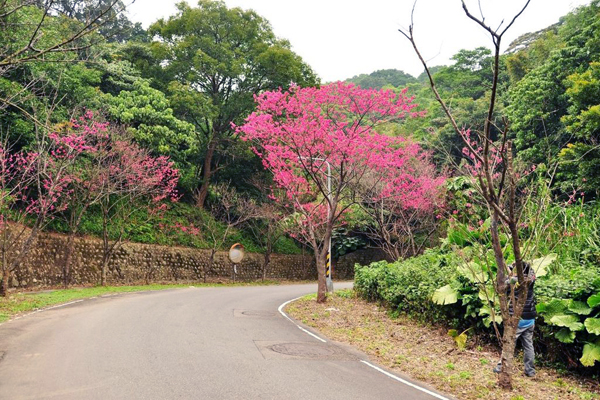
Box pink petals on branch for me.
[236,82,445,240]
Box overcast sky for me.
[127,0,590,82]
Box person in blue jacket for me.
[493,262,536,377]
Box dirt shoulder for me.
[286,291,600,400]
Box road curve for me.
[0,283,450,400]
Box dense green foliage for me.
[148,0,318,204]
[47,202,303,255]
[342,2,600,199]
[346,69,416,89]
[506,1,600,181]
[355,248,462,323]
[0,0,313,256]
[355,198,600,370]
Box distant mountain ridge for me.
[345,68,417,90]
[345,22,562,90]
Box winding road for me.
[0,283,451,399]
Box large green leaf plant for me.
[537,290,600,366]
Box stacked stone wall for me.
[7,231,385,290]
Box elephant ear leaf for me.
[447,329,468,350]
[588,293,600,308]
[555,328,576,344]
[538,299,569,323]
[550,315,584,331]
[530,253,557,278]
[584,318,600,335]
[432,285,458,305]
[569,300,593,315]
[580,341,600,367]
[479,305,502,327]
[454,332,468,351]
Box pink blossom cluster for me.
[565,189,585,205]
[460,129,504,180]
[1,113,179,223]
[173,221,200,236]
[460,129,539,187]
[237,82,445,243]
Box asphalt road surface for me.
[0,283,451,400]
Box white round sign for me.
[229,243,245,264]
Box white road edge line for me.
[279,296,450,399]
[44,300,84,310]
[360,360,451,400]
[2,299,86,325]
[278,296,327,343]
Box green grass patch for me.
[0,284,194,323]
[334,288,355,299]
[303,293,318,301]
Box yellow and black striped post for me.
[325,246,333,293]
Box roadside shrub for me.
[354,201,600,371]
[355,248,463,324]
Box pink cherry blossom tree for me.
[1,113,179,294]
[0,126,82,295]
[359,154,446,261]
[52,114,115,287]
[49,113,180,287]
[238,82,445,303]
[0,141,36,295]
[96,129,179,286]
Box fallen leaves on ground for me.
[286,291,600,400]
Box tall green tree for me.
[0,0,123,142]
[556,62,600,197]
[505,27,562,83]
[36,0,147,43]
[506,0,600,166]
[405,48,507,167]
[149,0,318,207]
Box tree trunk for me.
[7,223,40,288]
[196,139,218,209]
[0,270,9,297]
[498,322,518,390]
[62,233,76,288]
[1,245,7,296]
[262,252,270,281]
[204,249,216,283]
[101,207,110,286]
[263,243,272,281]
[101,250,109,287]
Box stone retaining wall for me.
[8,231,386,290]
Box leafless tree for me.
[201,183,259,282]
[247,203,287,281]
[362,197,441,261]
[399,0,533,390]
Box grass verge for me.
[286,289,600,400]
[0,280,300,323]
